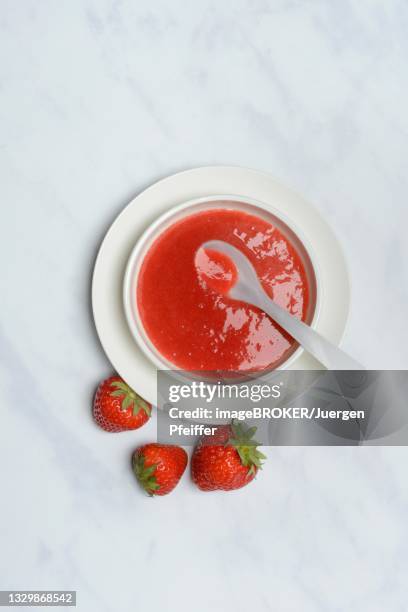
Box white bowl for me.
[123,195,321,374]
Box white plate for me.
[92,166,350,405]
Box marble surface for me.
[1,1,408,611]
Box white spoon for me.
[201,240,363,371]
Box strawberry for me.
[93,375,151,432]
[191,421,266,491]
[132,444,188,496]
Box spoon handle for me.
[253,289,363,370]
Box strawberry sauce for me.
[137,208,312,372]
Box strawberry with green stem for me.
[192,421,266,491]
[93,375,151,432]
[132,444,188,496]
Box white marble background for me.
[1,1,408,611]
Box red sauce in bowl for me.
[137,208,314,372]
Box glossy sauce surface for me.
[137,208,312,372]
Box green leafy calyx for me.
[110,380,151,417]
[132,454,160,495]
[228,421,267,477]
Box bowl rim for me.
[123,194,323,376]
